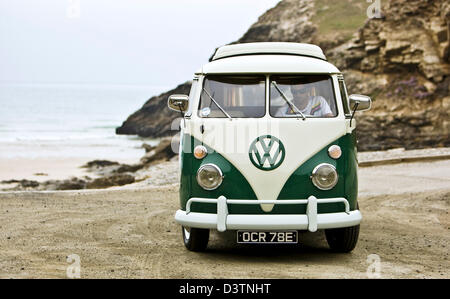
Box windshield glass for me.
[198,75,266,118]
[270,75,337,118]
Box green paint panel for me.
[180,133,261,214]
[179,133,358,215]
[275,132,358,214]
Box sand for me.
[0,157,94,182]
[0,159,449,278]
[0,155,143,189]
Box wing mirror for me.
[168,94,189,112]
[349,94,371,111]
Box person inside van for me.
[277,84,333,117]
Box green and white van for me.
[168,42,371,252]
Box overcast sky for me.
[0,0,280,89]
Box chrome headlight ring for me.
[196,163,224,191]
[311,163,338,190]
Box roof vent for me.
[210,42,327,61]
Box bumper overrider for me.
[175,196,361,232]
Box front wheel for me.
[182,226,209,252]
[325,224,360,253]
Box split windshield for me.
[198,75,338,118]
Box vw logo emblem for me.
[248,135,285,171]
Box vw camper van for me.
[168,42,371,252]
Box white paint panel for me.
[199,55,340,75]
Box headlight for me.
[311,163,338,190]
[196,164,223,190]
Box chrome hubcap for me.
[183,227,190,240]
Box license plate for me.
[237,231,298,244]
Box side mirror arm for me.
[349,101,359,127]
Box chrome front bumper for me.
[175,196,361,232]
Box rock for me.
[86,174,135,189]
[329,0,450,150]
[114,164,143,173]
[140,138,176,165]
[424,81,437,93]
[384,40,410,56]
[430,18,447,44]
[82,160,120,168]
[236,0,317,45]
[53,177,87,190]
[442,97,450,110]
[115,82,191,138]
[1,179,19,184]
[361,57,378,71]
[365,44,381,53]
[2,166,140,191]
[20,180,39,188]
[141,143,156,153]
[1,179,40,188]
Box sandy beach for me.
[0,155,146,182]
[0,158,448,278]
[0,157,98,182]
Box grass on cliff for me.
[315,0,367,42]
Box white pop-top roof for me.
[197,42,339,75]
[198,55,340,75]
[210,42,327,61]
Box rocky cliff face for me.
[116,0,450,151]
[237,0,317,44]
[236,0,367,51]
[116,82,191,138]
[329,0,450,150]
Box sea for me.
[0,83,166,162]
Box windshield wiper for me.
[272,81,306,120]
[202,88,232,120]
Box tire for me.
[325,224,360,253]
[182,226,209,252]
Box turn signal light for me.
[328,145,342,159]
[194,145,208,159]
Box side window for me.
[338,79,351,116]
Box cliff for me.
[116,82,191,137]
[116,0,450,151]
[329,0,450,150]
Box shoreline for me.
[0,137,177,191]
[1,145,449,191]
[0,156,141,182]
